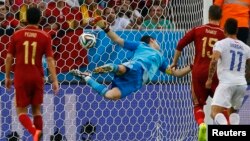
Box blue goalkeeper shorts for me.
[111,62,144,98]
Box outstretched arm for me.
[166,65,192,77]
[105,30,124,47]
[170,50,182,68]
[91,17,124,47]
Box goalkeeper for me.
[71,18,191,100]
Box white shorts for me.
[211,83,247,110]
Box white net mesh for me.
[1,0,249,141]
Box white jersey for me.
[213,38,250,85]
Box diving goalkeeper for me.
[71,18,191,100]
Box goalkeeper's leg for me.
[70,69,121,100]
[93,64,127,75]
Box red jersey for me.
[177,23,225,105]
[8,26,53,80]
[177,23,225,80]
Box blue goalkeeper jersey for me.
[123,40,168,80]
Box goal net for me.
[1,0,249,141]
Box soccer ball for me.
[79,33,96,49]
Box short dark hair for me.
[140,35,154,44]
[224,18,238,35]
[27,7,41,25]
[209,5,222,21]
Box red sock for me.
[19,114,36,135]
[34,115,43,130]
[222,110,229,124]
[194,106,205,125]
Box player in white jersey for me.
[205,18,250,125]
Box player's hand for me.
[205,79,212,89]
[166,66,175,75]
[52,81,59,95]
[169,63,177,69]
[5,77,12,90]
[89,16,107,29]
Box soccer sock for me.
[194,106,205,125]
[33,115,43,130]
[222,109,229,123]
[85,76,108,96]
[214,113,228,125]
[229,113,240,125]
[19,114,36,135]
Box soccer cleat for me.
[198,123,207,141]
[70,69,91,80]
[33,130,42,141]
[93,64,114,73]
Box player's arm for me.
[47,56,59,94]
[5,53,14,90]
[171,28,195,68]
[160,60,192,77]
[91,17,124,47]
[105,29,124,47]
[205,50,221,88]
[166,65,192,77]
[171,50,181,68]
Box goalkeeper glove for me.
[89,17,110,33]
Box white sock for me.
[84,76,91,82]
[214,113,228,125]
[229,113,240,125]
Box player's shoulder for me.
[13,28,26,35]
[241,41,250,51]
[195,24,223,32]
[14,27,50,38]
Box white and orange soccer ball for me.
[79,33,96,49]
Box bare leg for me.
[211,105,228,125]
[116,65,127,75]
[32,105,41,116]
[16,107,28,116]
[104,87,122,100]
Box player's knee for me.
[104,89,121,100]
[116,65,127,75]
[105,94,120,100]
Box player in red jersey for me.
[5,7,59,141]
[170,5,225,141]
